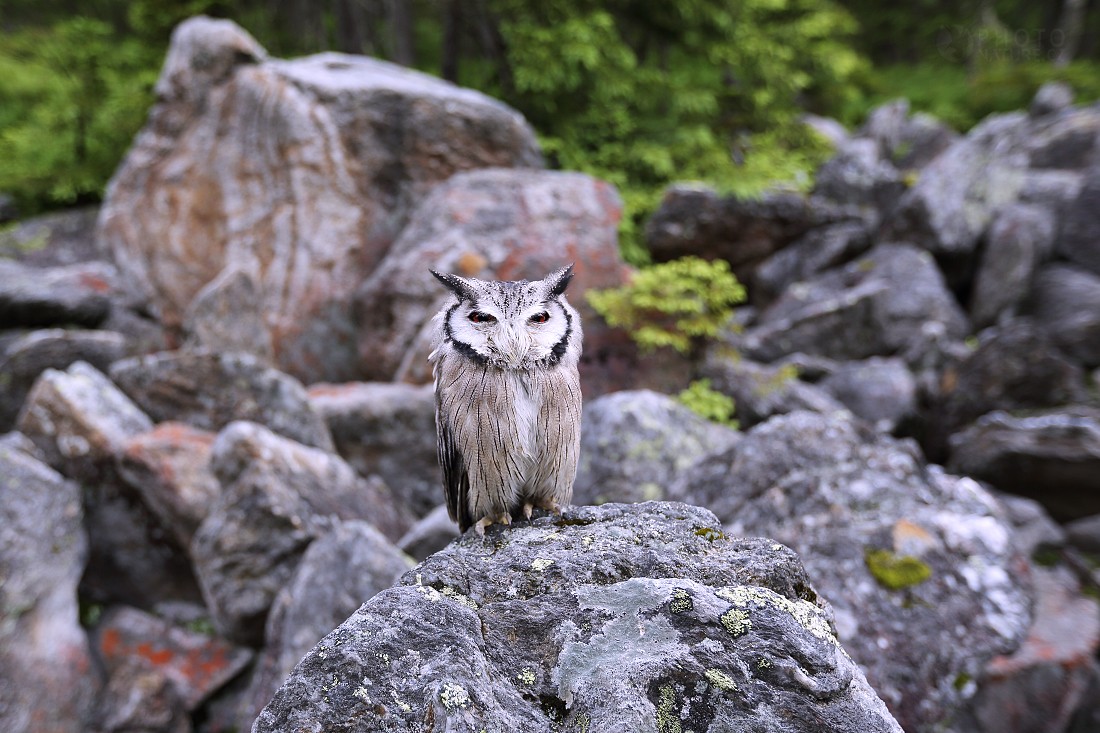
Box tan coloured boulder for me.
[98,16,541,383]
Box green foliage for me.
[586,256,746,354]
[484,0,864,263]
[850,59,1100,132]
[864,547,932,591]
[0,18,159,211]
[677,379,738,428]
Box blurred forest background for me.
[2,0,1100,262]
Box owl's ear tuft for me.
[431,270,477,301]
[545,264,575,296]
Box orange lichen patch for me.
[179,645,234,685]
[94,608,253,709]
[306,382,363,399]
[456,251,488,276]
[77,272,114,293]
[137,642,176,667]
[892,518,937,557]
[100,628,122,657]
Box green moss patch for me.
[864,548,932,591]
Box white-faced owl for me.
[428,265,582,534]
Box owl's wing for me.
[437,409,473,532]
[434,346,475,532]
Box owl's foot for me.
[474,512,512,536]
[523,499,565,519]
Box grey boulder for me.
[0,440,99,733]
[572,390,741,506]
[109,349,334,451]
[671,410,1032,732]
[949,407,1100,522]
[253,502,903,733]
[308,381,439,518]
[237,520,412,731]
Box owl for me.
[428,264,583,535]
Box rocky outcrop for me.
[0,328,130,430]
[237,520,412,730]
[253,502,903,733]
[737,242,968,365]
[98,16,542,383]
[191,420,412,645]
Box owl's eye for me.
[468,311,497,324]
[529,311,550,324]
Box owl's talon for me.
[523,502,534,520]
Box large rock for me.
[16,361,199,607]
[352,168,627,386]
[1057,167,1100,277]
[751,219,871,307]
[948,407,1100,522]
[645,183,865,281]
[0,205,101,267]
[0,440,99,733]
[697,356,846,430]
[817,356,917,433]
[307,381,439,518]
[934,320,1088,441]
[191,421,412,645]
[0,259,118,328]
[92,606,252,713]
[253,502,903,733]
[811,137,906,215]
[237,520,412,731]
[884,113,1029,285]
[109,349,334,451]
[181,265,274,360]
[1026,264,1100,367]
[0,328,130,430]
[969,203,1057,328]
[116,422,221,547]
[99,16,542,383]
[572,390,741,506]
[860,99,958,171]
[738,243,968,366]
[670,411,1032,732]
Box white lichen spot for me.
[582,536,594,548]
[439,682,471,711]
[531,558,555,572]
[353,686,371,703]
[771,543,784,552]
[704,668,738,692]
[517,668,536,685]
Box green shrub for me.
[677,379,738,428]
[586,256,746,355]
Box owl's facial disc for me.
[445,297,570,369]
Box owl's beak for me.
[495,324,531,369]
